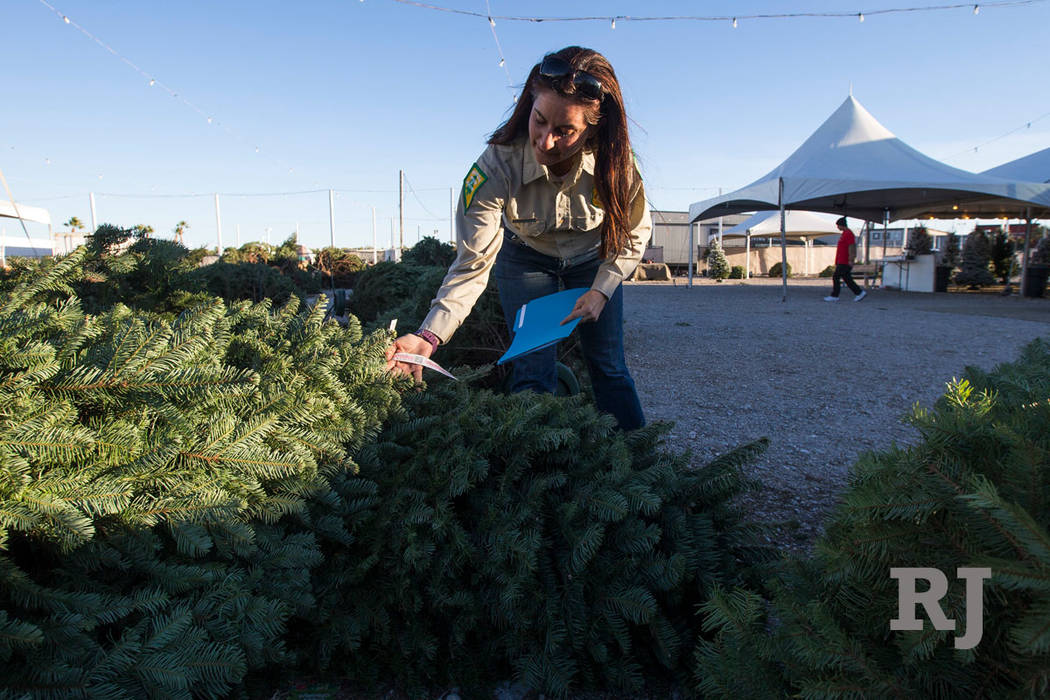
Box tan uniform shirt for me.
[421,137,652,342]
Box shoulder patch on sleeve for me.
[462,162,488,210]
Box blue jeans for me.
[494,233,645,430]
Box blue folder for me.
[497,288,588,365]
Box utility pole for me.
[89,192,97,232]
[449,187,455,244]
[371,207,377,264]
[214,193,222,255]
[398,170,405,252]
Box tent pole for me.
[745,232,751,279]
[882,209,888,263]
[779,178,787,302]
[688,219,694,288]
[1020,207,1032,297]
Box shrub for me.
[818,264,834,277]
[729,265,745,279]
[768,262,791,278]
[694,338,1050,698]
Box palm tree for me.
[174,220,189,245]
[64,216,84,234]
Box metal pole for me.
[688,220,694,287]
[1021,207,1032,297]
[328,189,336,298]
[717,187,723,246]
[329,189,336,250]
[779,178,788,302]
[214,193,222,255]
[745,232,751,279]
[371,207,377,264]
[449,187,455,244]
[89,192,97,232]
[398,169,404,252]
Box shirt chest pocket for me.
[508,211,550,238]
[572,202,605,232]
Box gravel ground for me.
[621,278,1050,555]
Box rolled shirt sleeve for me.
[420,146,508,343]
[590,179,652,300]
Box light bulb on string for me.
[498,57,504,67]
[973,4,980,14]
[858,12,864,22]
[731,17,738,28]
[63,16,70,24]
[488,17,495,27]
[611,18,616,29]
[149,78,155,86]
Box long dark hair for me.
[489,46,636,260]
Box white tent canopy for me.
[689,96,1050,224]
[722,210,840,238]
[0,200,51,226]
[982,146,1050,184]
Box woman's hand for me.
[385,333,434,383]
[561,289,608,325]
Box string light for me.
[943,107,1050,161]
[36,0,305,180]
[610,17,616,29]
[386,0,1046,25]
[974,4,981,12]
[732,17,738,27]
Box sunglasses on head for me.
[537,55,604,102]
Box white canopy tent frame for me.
[721,210,840,278]
[689,96,1050,300]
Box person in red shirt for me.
[824,217,867,302]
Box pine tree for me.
[0,250,402,695]
[955,230,995,288]
[695,338,1050,698]
[316,374,773,697]
[905,225,933,257]
[941,231,961,269]
[707,238,730,280]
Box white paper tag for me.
[392,352,457,380]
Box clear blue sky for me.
[4,0,1050,250]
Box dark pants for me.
[494,234,645,431]
[831,264,862,297]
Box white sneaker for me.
[823,296,839,302]
[854,290,867,302]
